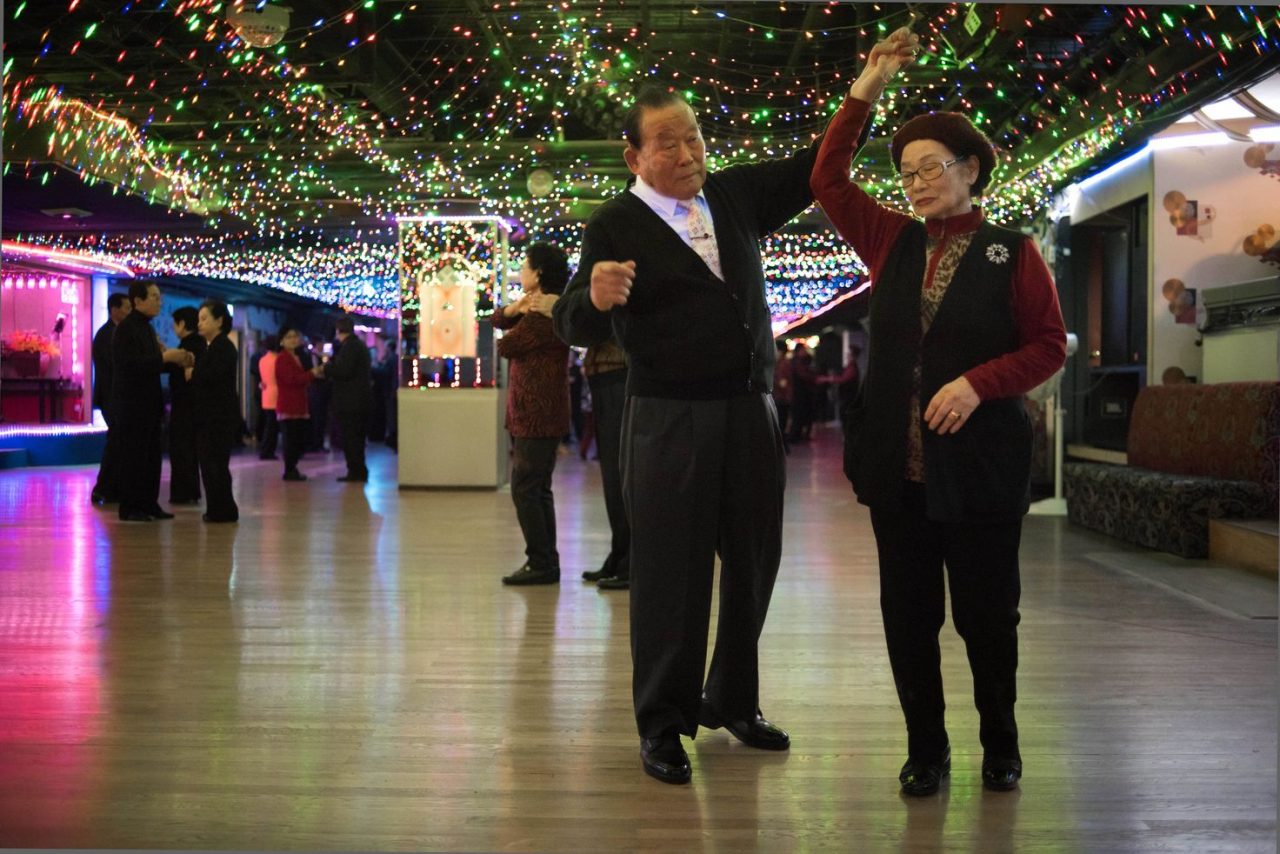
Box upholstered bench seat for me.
[1064,381,1279,559]
[1065,461,1271,558]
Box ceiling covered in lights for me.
[4,1,1277,236]
[1,2,1277,321]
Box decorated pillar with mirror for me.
[396,215,511,488]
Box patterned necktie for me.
[684,200,723,280]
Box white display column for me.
[395,216,511,488]
[396,386,507,487]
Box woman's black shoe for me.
[981,756,1022,791]
[282,470,307,481]
[899,747,950,796]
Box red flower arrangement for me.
[1,329,61,357]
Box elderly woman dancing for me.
[811,29,1067,796]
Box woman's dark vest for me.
[844,220,1033,523]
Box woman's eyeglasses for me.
[897,157,962,188]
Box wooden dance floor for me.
[0,429,1275,851]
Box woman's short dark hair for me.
[171,306,198,333]
[622,85,688,149]
[891,112,998,197]
[200,299,233,334]
[525,242,571,296]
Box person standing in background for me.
[369,337,393,442]
[113,280,194,522]
[167,306,207,506]
[189,300,240,523]
[578,337,631,591]
[302,339,331,453]
[567,353,586,448]
[494,242,572,587]
[91,292,131,506]
[817,341,863,423]
[251,335,277,456]
[788,340,818,442]
[275,326,314,482]
[379,339,399,450]
[257,336,280,460]
[318,316,373,483]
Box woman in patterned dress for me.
[492,242,572,586]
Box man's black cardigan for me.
[553,142,820,400]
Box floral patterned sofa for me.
[1064,382,1280,558]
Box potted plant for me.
[1,329,61,378]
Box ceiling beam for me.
[464,0,520,81]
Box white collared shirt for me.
[629,176,718,252]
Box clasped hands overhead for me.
[869,27,922,83]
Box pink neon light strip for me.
[1,241,135,277]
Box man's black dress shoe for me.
[899,747,951,797]
[202,513,239,524]
[981,756,1022,791]
[119,512,155,522]
[91,491,117,507]
[282,470,307,481]
[699,702,790,750]
[337,474,368,482]
[640,734,691,784]
[148,509,175,520]
[501,564,560,585]
[597,575,629,590]
[581,564,615,582]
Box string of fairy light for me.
[12,226,869,323]
[2,2,1278,316]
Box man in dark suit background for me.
[318,316,372,482]
[112,280,194,522]
[553,85,841,785]
[167,305,207,505]
[578,337,630,591]
[91,292,131,506]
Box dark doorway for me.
[1066,198,1149,451]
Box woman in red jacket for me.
[492,242,572,586]
[811,29,1066,797]
[274,326,314,481]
